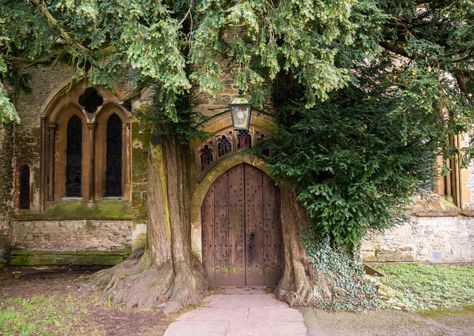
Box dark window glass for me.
[200,144,213,170]
[66,115,82,197]
[105,114,123,196]
[217,135,232,157]
[19,165,30,209]
[237,130,251,150]
[79,87,103,114]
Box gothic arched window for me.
[66,115,82,197]
[217,135,232,157]
[105,114,123,196]
[19,164,30,209]
[237,130,252,150]
[200,144,213,170]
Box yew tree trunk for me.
[90,139,332,312]
[275,184,332,306]
[90,139,207,313]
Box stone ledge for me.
[8,248,131,266]
[13,200,134,221]
[411,195,460,217]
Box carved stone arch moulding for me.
[196,126,271,174]
[40,80,131,207]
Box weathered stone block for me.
[9,248,131,266]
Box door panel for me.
[245,164,265,286]
[202,163,282,286]
[202,185,215,284]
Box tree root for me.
[88,251,207,313]
[275,256,332,306]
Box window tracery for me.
[217,135,232,157]
[105,114,123,197]
[40,85,131,207]
[197,127,270,172]
[66,115,82,197]
[19,165,30,210]
[200,144,214,170]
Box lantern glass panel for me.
[231,104,251,130]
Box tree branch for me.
[29,0,91,56]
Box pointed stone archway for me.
[201,163,283,287]
[190,153,283,287]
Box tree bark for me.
[90,145,335,312]
[89,139,207,313]
[275,184,332,306]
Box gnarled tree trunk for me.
[275,184,332,306]
[90,139,207,313]
[91,141,334,312]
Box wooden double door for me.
[201,163,283,286]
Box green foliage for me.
[135,83,209,144]
[259,0,474,245]
[0,0,473,246]
[0,0,385,123]
[377,264,474,311]
[305,238,381,311]
[0,294,102,336]
[262,89,440,245]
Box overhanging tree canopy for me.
[0,0,473,311]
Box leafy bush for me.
[261,57,473,246]
[305,238,381,311]
[263,102,434,245]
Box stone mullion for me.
[123,122,131,200]
[47,123,56,201]
[40,117,46,210]
[87,123,96,202]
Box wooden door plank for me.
[227,164,245,285]
[201,185,215,284]
[213,171,230,285]
[244,164,265,286]
[262,174,283,286]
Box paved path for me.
[163,288,307,336]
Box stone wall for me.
[0,126,14,269]
[0,65,150,265]
[13,65,73,212]
[9,219,133,266]
[362,216,473,263]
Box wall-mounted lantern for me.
[229,96,252,130]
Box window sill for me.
[411,195,461,217]
[13,199,133,221]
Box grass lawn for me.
[0,294,103,335]
[0,269,171,336]
[376,263,474,311]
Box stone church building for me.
[0,65,472,280]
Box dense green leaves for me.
[0,0,473,246]
[262,44,473,245]
[1,0,385,122]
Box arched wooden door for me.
[201,163,282,286]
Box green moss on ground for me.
[0,295,104,336]
[15,200,133,220]
[377,263,474,311]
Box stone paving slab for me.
[247,306,304,322]
[163,288,307,336]
[177,307,249,321]
[226,320,306,336]
[163,321,229,336]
